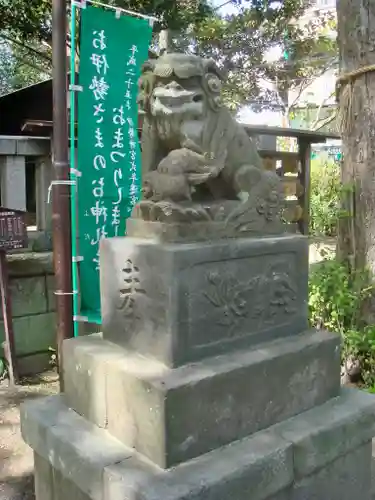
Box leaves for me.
[0,0,52,42]
[183,1,338,112]
[0,0,338,111]
[308,254,375,387]
[310,158,342,237]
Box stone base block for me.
[34,453,91,500]
[63,330,340,467]
[17,352,52,376]
[289,442,372,500]
[100,234,308,366]
[21,388,375,500]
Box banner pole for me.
[52,0,74,389]
[69,2,80,337]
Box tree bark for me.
[336,0,375,293]
[159,30,172,54]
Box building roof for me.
[0,77,55,136]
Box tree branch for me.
[310,90,336,129]
[288,58,337,110]
[313,111,337,131]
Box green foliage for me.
[0,0,213,43]
[308,156,375,388]
[310,158,341,237]
[0,41,14,94]
[186,1,338,111]
[0,0,338,111]
[309,257,370,335]
[0,40,51,95]
[309,256,375,386]
[0,0,51,42]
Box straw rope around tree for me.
[336,64,375,134]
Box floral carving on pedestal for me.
[203,259,297,331]
[203,272,251,327]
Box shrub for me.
[309,255,375,387]
[310,158,341,237]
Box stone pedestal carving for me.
[20,51,375,500]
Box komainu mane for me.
[133,52,285,237]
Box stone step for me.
[21,388,375,500]
[62,329,340,468]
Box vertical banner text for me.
[77,5,152,320]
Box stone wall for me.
[0,252,56,375]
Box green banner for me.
[77,5,152,322]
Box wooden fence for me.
[244,125,340,234]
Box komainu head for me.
[137,52,224,119]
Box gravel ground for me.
[0,372,59,500]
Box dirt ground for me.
[0,372,59,500]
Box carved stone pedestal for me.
[20,233,375,500]
[100,233,309,366]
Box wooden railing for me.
[244,125,340,234]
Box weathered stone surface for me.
[291,442,372,500]
[136,53,286,236]
[105,432,293,500]
[21,396,67,461]
[0,312,55,356]
[22,393,294,500]
[6,252,53,277]
[100,234,308,366]
[21,387,375,500]
[272,387,375,478]
[18,352,52,376]
[267,493,291,500]
[127,217,284,243]
[63,334,130,428]
[34,453,54,500]
[0,155,26,211]
[35,453,91,500]
[3,276,48,318]
[30,231,53,252]
[21,396,133,500]
[46,275,56,312]
[63,330,340,467]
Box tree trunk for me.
[336,0,375,311]
[159,29,172,54]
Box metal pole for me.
[52,0,74,390]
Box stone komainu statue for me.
[133,52,285,236]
